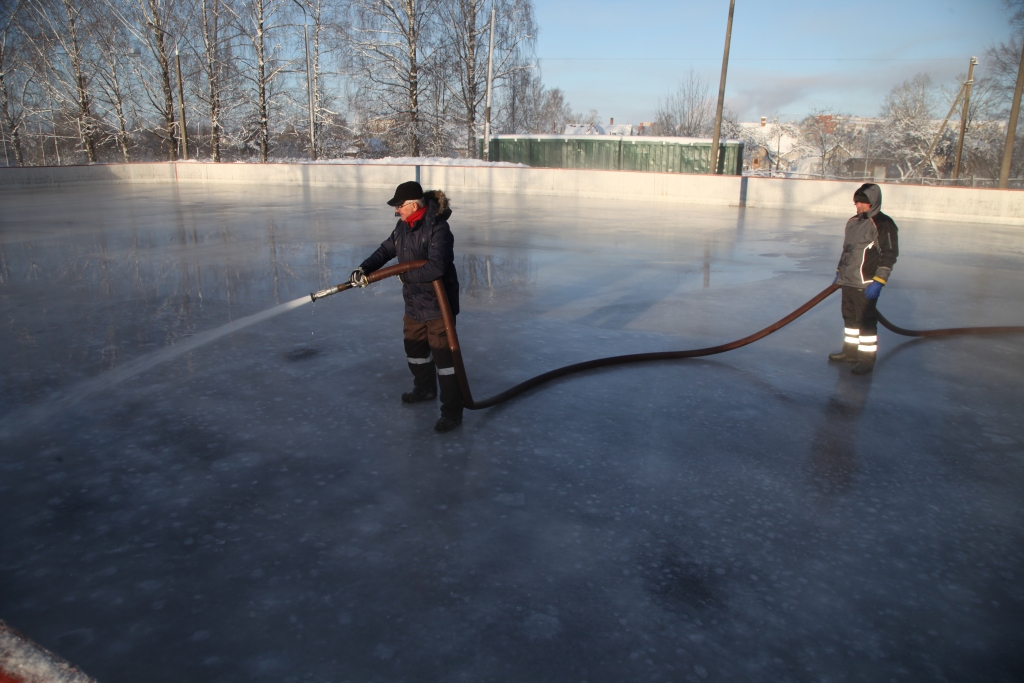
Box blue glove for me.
[832,272,838,286]
[864,280,884,301]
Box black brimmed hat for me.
[387,181,424,206]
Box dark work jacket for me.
[359,193,460,322]
[836,183,899,288]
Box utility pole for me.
[709,0,735,175]
[293,0,315,160]
[999,38,1024,189]
[953,56,977,182]
[483,7,495,161]
[175,44,189,160]
[912,82,966,180]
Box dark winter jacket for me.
[836,183,899,288]
[360,190,460,322]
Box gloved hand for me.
[864,280,884,301]
[832,272,838,286]
[349,267,368,288]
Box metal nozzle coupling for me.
[310,283,349,302]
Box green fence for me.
[479,135,743,175]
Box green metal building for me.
[479,135,744,175]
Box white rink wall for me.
[2,162,1022,226]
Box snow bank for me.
[0,621,97,683]
[230,156,527,168]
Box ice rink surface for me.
[1,182,1023,682]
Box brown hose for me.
[364,262,1024,409]
[434,280,840,409]
[877,312,1024,337]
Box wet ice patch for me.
[523,613,562,640]
[285,346,320,361]
[493,492,525,507]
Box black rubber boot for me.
[402,386,437,403]
[403,360,437,403]
[434,414,462,433]
[828,342,859,363]
[435,373,464,432]
[851,349,876,375]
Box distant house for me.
[563,119,634,136]
[843,157,892,180]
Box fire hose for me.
[311,260,1024,410]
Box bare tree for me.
[741,114,798,175]
[24,0,103,162]
[194,0,234,161]
[233,0,288,161]
[798,107,857,178]
[107,0,182,160]
[877,73,938,178]
[89,11,139,162]
[0,0,27,165]
[349,0,440,157]
[654,68,715,137]
[437,0,536,157]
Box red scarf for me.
[404,205,427,226]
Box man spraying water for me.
[348,181,464,432]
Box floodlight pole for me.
[292,0,315,160]
[998,38,1024,188]
[175,44,188,160]
[483,7,495,161]
[953,56,976,182]
[709,0,735,175]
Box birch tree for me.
[108,0,181,160]
[89,12,139,162]
[349,0,439,156]
[437,0,536,157]
[25,0,101,162]
[0,0,27,165]
[235,0,287,161]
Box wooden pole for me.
[483,7,495,161]
[953,57,976,182]
[998,39,1024,188]
[175,45,188,160]
[709,0,735,175]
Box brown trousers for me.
[403,315,463,417]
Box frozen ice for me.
[1,182,1023,682]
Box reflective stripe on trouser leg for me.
[845,327,860,345]
[858,335,877,353]
[404,322,436,393]
[428,330,463,417]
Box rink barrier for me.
[1,162,1022,226]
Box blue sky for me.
[533,0,1015,123]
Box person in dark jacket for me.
[829,183,899,375]
[349,181,464,432]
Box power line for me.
[538,57,965,62]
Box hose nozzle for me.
[310,282,352,302]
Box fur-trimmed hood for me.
[424,190,451,220]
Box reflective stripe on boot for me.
[851,342,876,375]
